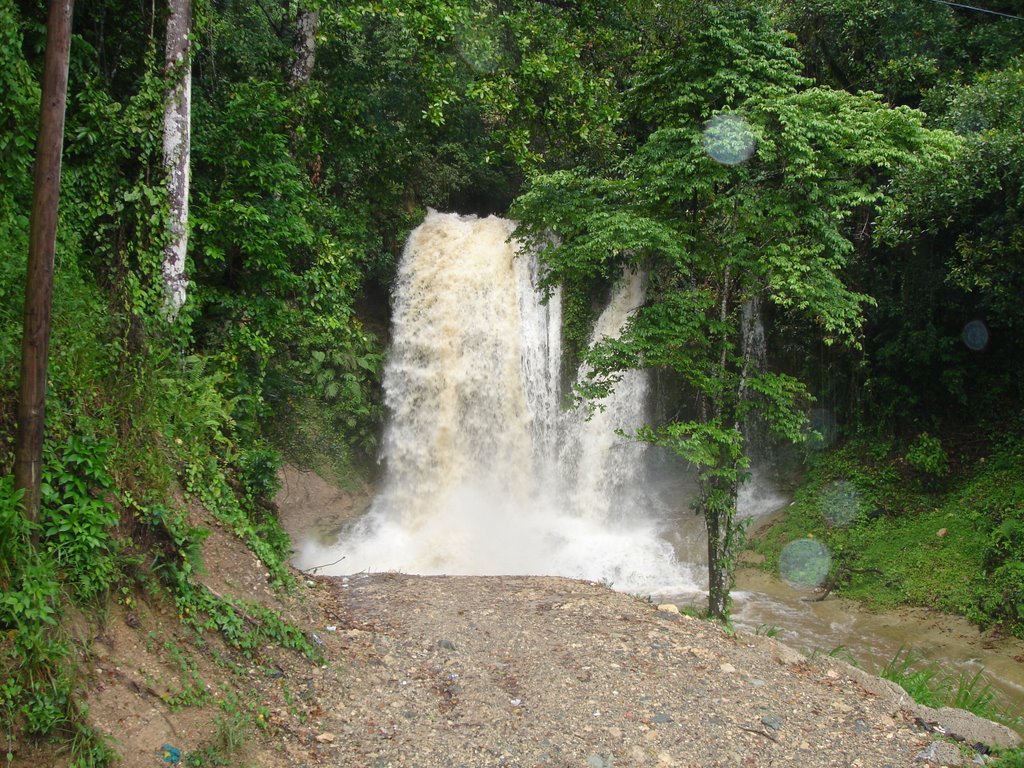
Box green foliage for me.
[983,486,1024,630]
[0,7,346,758]
[905,432,949,480]
[0,480,60,664]
[628,3,807,126]
[777,0,957,105]
[0,484,104,762]
[189,72,385,470]
[925,65,1024,329]
[753,431,1024,635]
[990,749,1024,768]
[4,0,1024,756]
[879,647,1011,727]
[172,582,318,661]
[513,2,945,619]
[157,638,211,711]
[40,436,120,602]
[67,725,118,768]
[0,0,38,230]
[463,0,625,172]
[180,447,291,587]
[865,60,1024,430]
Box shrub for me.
[905,432,949,480]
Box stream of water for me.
[730,568,1024,708]
[296,211,1024,711]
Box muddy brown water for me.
[666,567,1024,712]
[660,497,1024,714]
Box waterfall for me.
[562,268,650,522]
[737,295,787,518]
[297,211,696,594]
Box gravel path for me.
[297,573,1011,767]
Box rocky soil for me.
[287,572,1019,768]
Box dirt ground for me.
[10,466,1020,768]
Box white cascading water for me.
[297,211,697,594]
[561,268,650,523]
[736,296,788,518]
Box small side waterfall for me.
[562,268,650,522]
[737,296,788,518]
[297,211,696,594]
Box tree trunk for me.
[704,492,728,620]
[14,0,74,530]
[702,473,738,621]
[288,5,319,89]
[162,0,192,319]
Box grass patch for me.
[989,749,1024,767]
[878,648,1023,740]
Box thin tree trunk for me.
[162,0,192,319]
[704,485,727,620]
[288,5,319,89]
[14,0,74,530]
[703,473,738,621]
[703,268,737,620]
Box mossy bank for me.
[749,423,1024,638]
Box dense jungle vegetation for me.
[2,0,1023,760]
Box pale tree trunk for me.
[162,0,191,319]
[288,5,319,89]
[15,0,74,531]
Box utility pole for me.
[14,0,74,529]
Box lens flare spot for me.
[702,113,756,165]
[962,319,989,351]
[779,538,831,589]
[820,480,861,527]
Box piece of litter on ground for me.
[158,744,181,764]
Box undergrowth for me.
[874,646,1024,765]
[879,647,1013,726]
[750,425,1024,637]
[0,282,325,765]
